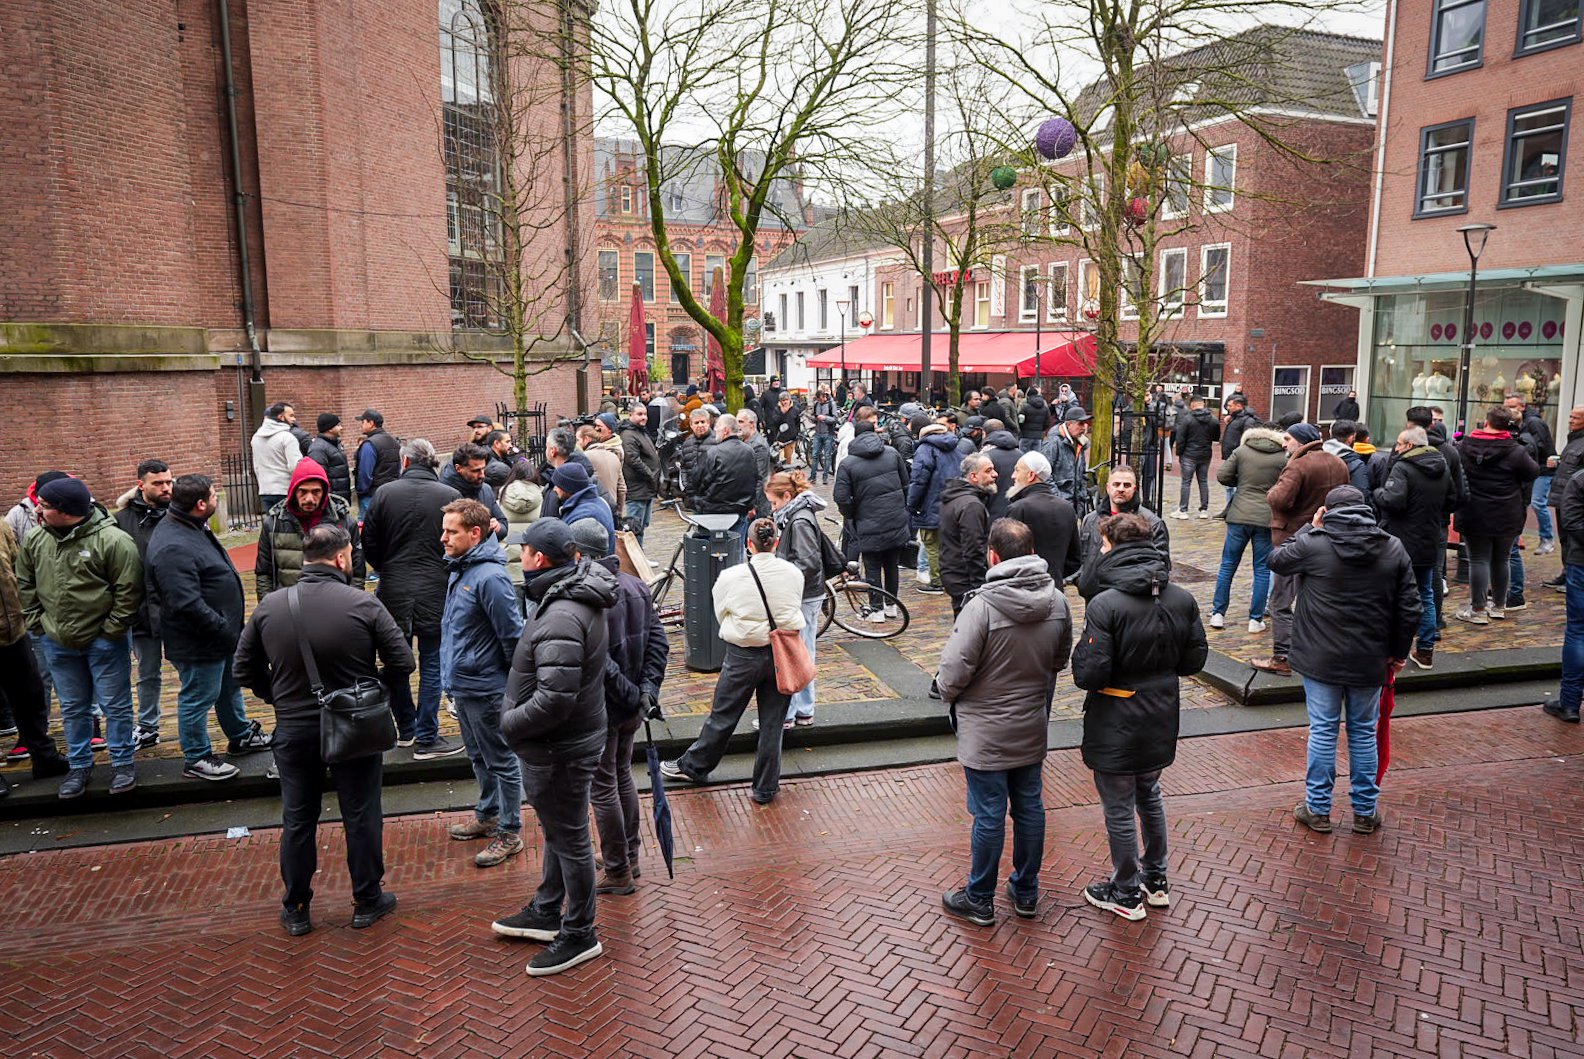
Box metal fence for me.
[220,453,264,531]
[1106,407,1170,515]
[496,401,548,463]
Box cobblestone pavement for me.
[1,705,1580,1057]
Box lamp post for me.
[1455,222,1496,438]
[1033,281,1044,392]
[835,297,850,389]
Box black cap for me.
[1063,406,1092,422]
[467,413,494,427]
[359,408,384,426]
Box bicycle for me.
[815,516,910,639]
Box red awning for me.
[804,331,1096,376]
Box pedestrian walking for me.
[491,518,617,976]
[661,518,805,804]
[1072,511,1207,920]
[1170,396,1220,518]
[251,402,303,509]
[256,458,365,595]
[1453,407,1539,624]
[908,424,963,596]
[353,409,401,520]
[619,402,661,545]
[1076,466,1171,599]
[307,414,352,503]
[0,520,69,783]
[810,387,840,484]
[834,419,909,624]
[937,454,998,615]
[768,471,830,728]
[1374,427,1453,669]
[15,477,143,799]
[114,459,171,750]
[1209,424,1286,632]
[937,518,1072,927]
[1270,486,1419,836]
[439,499,526,869]
[1016,388,1052,452]
[234,523,413,936]
[1551,466,1584,724]
[1005,452,1082,585]
[766,391,801,465]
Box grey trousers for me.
[1269,569,1298,657]
[132,632,163,733]
[522,751,601,941]
[1092,769,1168,899]
[676,643,790,799]
[592,721,641,874]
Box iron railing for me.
[495,401,549,463]
[220,453,264,530]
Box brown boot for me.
[1249,655,1292,677]
[595,868,636,896]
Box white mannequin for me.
[1489,372,1507,398]
[1426,371,1454,400]
[1411,372,1429,401]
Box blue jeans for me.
[388,629,443,744]
[788,596,822,719]
[172,658,251,765]
[41,634,134,768]
[1563,564,1584,713]
[1211,522,1271,620]
[963,761,1045,904]
[454,694,523,834]
[624,499,652,545]
[132,633,163,733]
[1532,475,1554,541]
[1414,566,1439,650]
[1300,678,1382,817]
[811,434,835,480]
[1508,543,1526,605]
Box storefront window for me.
[1271,366,1312,423]
[1319,365,1356,422]
[1367,288,1565,440]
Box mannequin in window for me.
[1426,371,1455,401]
[1411,372,1429,401]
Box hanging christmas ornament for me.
[1126,196,1150,225]
[991,166,1018,190]
[1128,161,1150,192]
[1035,117,1078,160]
[1136,141,1169,169]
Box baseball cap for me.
[1063,407,1092,422]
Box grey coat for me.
[935,554,1073,771]
[1215,427,1287,528]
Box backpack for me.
[817,526,845,580]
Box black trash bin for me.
[683,515,743,672]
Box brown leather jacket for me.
[1264,440,1349,545]
[0,521,26,647]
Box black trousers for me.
[272,722,386,909]
[676,644,789,798]
[0,636,65,773]
[521,750,601,941]
[862,546,901,610]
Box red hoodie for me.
[285,458,332,530]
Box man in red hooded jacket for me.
[256,458,365,599]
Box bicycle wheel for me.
[650,569,685,624]
[826,582,910,639]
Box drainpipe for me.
[560,0,588,410]
[216,0,265,444]
[1365,0,1397,279]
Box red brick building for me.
[1309,0,1583,445]
[0,1,590,512]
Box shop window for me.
[1502,99,1570,205]
[1517,0,1581,54]
[1271,366,1312,424]
[1319,366,1357,423]
[1417,119,1474,215]
[1430,0,1486,74]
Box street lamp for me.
[1455,222,1496,437]
[1033,280,1044,392]
[835,297,850,389]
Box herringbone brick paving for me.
[2,706,1581,1058]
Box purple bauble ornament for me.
[1036,117,1078,160]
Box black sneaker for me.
[527,933,603,976]
[1082,882,1146,921]
[491,905,561,941]
[1352,810,1384,835]
[31,754,70,780]
[280,903,313,937]
[1141,876,1171,908]
[227,720,273,755]
[1504,598,1528,612]
[916,583,946,595]
[58,766,92,800]
[5,743,30,764]
[941,889,994,927]
[1543,700,1582,723]
[412,738,465,760]
[1004,880,1038,919]
[108,764,137,795]
[351,892,397,929]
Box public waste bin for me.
[683,515,742,672]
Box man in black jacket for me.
[146,474,271,784]
[1006,452,1082,584]
[1016,389,1052,452]
[1171,397,1220,518]
[619,403,661,544]
[1269,486,1419,837]
[115,459,171,749]
[234,522,414,937]
[1506,395,1558,553]
[834,422,911,621]
[1218,395,1258,517]
[1332,390,1360,421]
[693,414,759,539]
[1407,406,1467,615]
[1374,427,1452,669]
[938,454,997,615]
[306,414,352,502]
[360,438,465,760]
[1545,406,1584,591]
[981,428,1022,519]
[1553,467,1584,723]
[676,408,715,499]
[568,519,668,896]
[490,518,617,977]
[439,444,509,541]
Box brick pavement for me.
[2,705,1581,1058]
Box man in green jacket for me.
[16,477,144,799]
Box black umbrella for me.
[643,717,676,879]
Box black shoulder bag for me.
[287,586,397,764]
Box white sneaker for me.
[867,610,888,624]
[1198,510,1210,519]
[914,569,930,584]
[885,604,899,619]
[1248,619,1267,633]
[1538,540,1557,555]
[1487,606,1506,620]
[1170,510,1190,520]
[1453,606,1490,626]
[1209,613,1225,629]
[182,754,239,782]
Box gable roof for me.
[595,137,812,229]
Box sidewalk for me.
[1,705,1580,1058]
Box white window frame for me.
[778,293,788,334]
[1018,265,1041,321]
[1047,262,1068,322]
[1204,145,1236,213]
[795,290,806,331]
[1158,247,1188,318]
[1271,365,1312,424]
[1021,188,1043,237]
[1049,185,1071,237]
[620,185,633,214]
[634,251,655,302]
[1120,255,1142,322]
[596,248,619,301]
[1082,174,1105,230]
[671,252,691,303]
[881,282,895,329]
[990,255,1007,317]
[1162,154,1193,220]
[1199,243,1231,318]
[973,281,991,329]
[1077,259,1099,319]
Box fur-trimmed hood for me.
[1239,426,1286,453]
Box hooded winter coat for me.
[1427,422,1469,518]
[251,417,302,497]
[256,458,365,597]
[1006,480,1082,583]
[439,534,523,701]
[145,507,246,664]
[595,555,669,726]
[4,493,42,547]
[501,558,617,764]
[907,431,963,531]
[0,522,29,648]
[1172,407,1221,462]
[937,477,993,600]
[500,477,542,585]
[361,465,463,636]
[773,490,831,600]
[1265,440,1349,545]
[1017,393,1052,442]
[833,430,910,553]
[619,421,662,503]
[1324,438,1371,495]
[306,433,353,501]
[17,504,143,649]
[1076,495,1171,597]
[1455,429,1540,539]
[1374,446,1452,568]
[936,553,1072,772]
[1267,504,1420,684]
[982,431,1022,519]
[1071,540,1207,774]
[1519,406,1557,475]
[1221,406,1259,458]
[1216,427,1287,528]
[114,492,167,636]
[556,481,616,554]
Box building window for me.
[671,352,690,384]
[645,322,656,361]
[1502,98,1571,205]
[597,250,619,300]
[778,293,789,333]
[634,251,655,302]
[1019,265,1042,321]
[1077,259,1099,318]
[1021,189,1043,237]
[620,185,632,213]
[1047,263,1068,321]
[704,254,725,298]
[1159,247,1187,317]
[671,252,691,303]
[1082,175,1105,229]
[1518,0,1582,53]
[974,281,991,329]
[795,291,806,330]
[1204,145,1236,212]
[440,0,502,330]
[1119,256,1142,322]
[848,284,860,315]
[1430,0,1485,74]
[1162,155,1192,219]
[743,257,759,304]
[1271,366,1312,423]
[990,255,1007,317]
[1199,244,1230,317]
[1049,185,1071,236]
[817,289,828,330]
[881,282,895,328]
[1417,119,1474,215]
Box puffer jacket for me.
[501,558,617,764]
[361,465,462,636]
[0,521,27,647]
[595,556,669,726]
[1456,429,1540,539]
[557,481,616,554]
[981,431,1022,519]
[1268,504,1419,683]
[834,430,910,553]
[1374,446,1452,568]
[1560,469,1584,568]
[440,535,523,700]
[1173,407,1220,462]
[1006,479,1082,583]
[438,463,508,540]
[1017,393,1052,442]
[773,491,830,600]
[307,434,352,501]
[256,458,365,597]
[17,504,143,649]
[907,432,963,530]
[1076,495,1171,597]
[937,477,993,600]
[114,492,167,636]
[250,417,302,497]
[936,553,1072,771]
[677,431,713,493]
[713,552,808,646]
[619,421,662,503]
[1265,440,1349,545]
[1221,407,1259,458]
[500,478,542,585]
[1216,427,1287,528]
[1071,540,1207,774]
[145,507,246,664]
